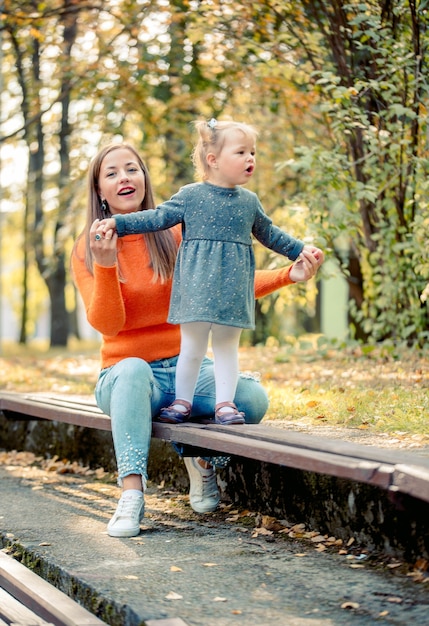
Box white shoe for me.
[107,491,144,538]
[184,457,220,513]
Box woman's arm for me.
[254,246,324,298]
[71,225,126,336]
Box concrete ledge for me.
[225,457,429,562]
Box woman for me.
[71,142,324,538]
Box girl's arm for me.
[101,202,184,237]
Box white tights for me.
[175,322,242,407]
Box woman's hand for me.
[289,245,324,283]
[89,219,118,267]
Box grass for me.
[1,336,428,440]
[239,336,429,439]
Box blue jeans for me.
[95,356,268,485]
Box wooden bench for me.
[0,550,107,626]
[0,551,188,626]
[1,390,429,503]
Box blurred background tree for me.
[0,0,427,347]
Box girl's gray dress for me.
[114,182,304,329]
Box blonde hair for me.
[72,143,178,283]
[192,119,258,181]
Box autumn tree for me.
[2,0,82,345]
[189,0,428,345]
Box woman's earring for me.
[101,199,108,213]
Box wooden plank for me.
[392,464,429,502]
[153,422,395,487]
[3,391,428,471]
[0,587,53,625]
[2,391,429,502]
[230,423,429,468]
[0,552,106,626]
[0,392,111,431]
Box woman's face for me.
[97,147,146,215]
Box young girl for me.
[100,119,319,426]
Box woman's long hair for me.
[72,143,178,283]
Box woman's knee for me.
[97,358,153,412]
[235,375,269,424]
[112,358,152,389]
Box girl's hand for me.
[99,217,117,232]
[289,245,324,283]
[89,219,118,267]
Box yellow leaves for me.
[306,400,319,408]
[170,566,182,572]
[0,450,109,479]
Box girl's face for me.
[97,147,146,214]
[208,129,256,188]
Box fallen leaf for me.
[290,523,306,532]
[387,596,403,604]
[414,558,429,572]
[39,542,51,546]
[124,575,138,580]
[213,597,227,602]
[349,564,365,569]
[231,610,242,614]
[315,544,327,552]
[260,515,286,531]
[379,611,389,617]
[252,527,273,538]
[347,537,355,547]
[170,566,182,572]
[203,563,218,567]
[165,591,183,600]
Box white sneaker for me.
[107,491,144,538]
[184,457,220,513]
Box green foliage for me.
[279,0,429,345]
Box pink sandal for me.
[214,402,245,425]
[158,399,192,424]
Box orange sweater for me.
[71,228,296,369]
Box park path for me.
[0,463,428,626]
